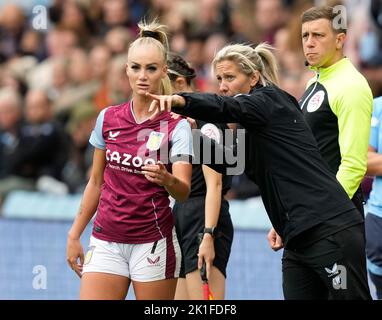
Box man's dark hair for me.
[301,6,347,34]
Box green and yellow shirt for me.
[300,58,373,199]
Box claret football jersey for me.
[89,102,193,243]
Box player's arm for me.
[67,109,106,276]
[67,148,106,276]
[167,162,192,201]
[68,148,105,240]
[367,146,382,175]
[141,161,191,201]
[198,165,222,278]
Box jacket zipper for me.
[300,71,320,110]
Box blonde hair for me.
[212,43,279,87]
[128,20,172,95]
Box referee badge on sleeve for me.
[146,131,165,151]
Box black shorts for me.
[173,196,234,278]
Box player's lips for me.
[137,84,150,89]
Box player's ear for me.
[174,77,187,91]
[250,71,260,87]
[162,65,168,78]
[336,33,346,50]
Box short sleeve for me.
[370,97,382,150]
[89,109,106,150]
[170,119,194,162]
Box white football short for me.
[82,227,181,282]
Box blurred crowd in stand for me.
[0,0,381,206]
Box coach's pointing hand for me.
[146,92,186,120]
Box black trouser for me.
[282,224,372,300]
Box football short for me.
[82,227,181,282]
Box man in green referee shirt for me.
[300,6,373,214]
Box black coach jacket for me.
[176,85,361,247]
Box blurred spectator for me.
[19,30,46,62]
[1,61,31,97]
[45,28,79,58]
[106,55,133,106]
[0,89,69,202]
[62,100,97,193]
[52,0,95,48]
[346,0,382,68]
[18,90,68,180]
[0,3,27,60]
[105,27,133,56]
[228,0,257,43]
[185,32,210,91]
[196,0,232,35]
[89,45,113,110]
[170,32,188,55]
[47,57,69,101]
[0,88,34,202]
[254,0,289,45]
[53,48,99,116]
[67,48,92,85]
[98,0,137,36]
[149,0,177,20]
[272,0,315,99]
[203,33,228,69]
[0,88,23,179]
[26,28,78,92]
[362,0,382,97]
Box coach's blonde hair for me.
[212,43,279,87]
[128,20,172,95]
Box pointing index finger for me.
[145,92,159,100]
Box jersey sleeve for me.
[89,109,106,150]
[170,119,194,162]
[370,97,382,151]
[331,83,373,198]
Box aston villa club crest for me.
[146,131,165,151]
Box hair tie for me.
[141,30,161,41]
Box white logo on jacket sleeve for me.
[307,90,325,112]
[146,131,165,151]
[201,123,221,143]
